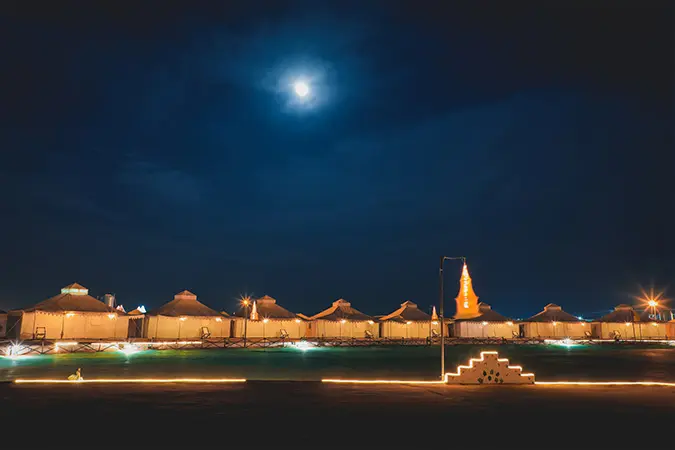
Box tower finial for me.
[454,261,480,319]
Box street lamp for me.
[240,296,251,347]
[439,256,466,379]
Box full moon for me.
[293,81,310,97]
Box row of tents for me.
[1,283,674,341]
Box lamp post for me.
[240,296,251,348]
[439,256,465,380]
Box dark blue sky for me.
[1,1,673,318]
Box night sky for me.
[1,1,673,319]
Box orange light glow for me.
[179,317,187,321]
[262,318,269,324]
[108,314,116,319]
[65,313,75,318]
[340,319,347,324]
[406,321,412,325]
[648,300,658,308]
[295,319,301,323]
[322,379,444,385]
[552,321,558,326]
[625,322,631,326]
[506,321,513,326]
[15,378,247,384]
[368,320,374,325]
[215,318,222,322]
[481,321,488,326]
[535,381,675,387]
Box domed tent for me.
[379,301,439,338]
[452,303,516,338]
[5,283,130,340]
[144,290,230,339]
[521,303,587,338]
[232,295,304,339]
[307,299,379,338]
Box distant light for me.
[117,344,140,356]
[367,320,374,325]
[406,321,413,325]
[293,80,309,97]
[66,313,75,318]
[108,314,116,320]
[263,318,269,324]
[625,322,631,326]
[179,317,187,321]
[506,321,513,326]
[577,316,584,320]
[340,319,347,324]
[295,319,301,324]
[648,300,658,308]
[215,317,222,322]
[481,321,488,326]
[292,341,315,351]
[432,321,438,325]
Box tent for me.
[144,290,229,339]
[232,295,304,339]
[378,301,439,338]
[307,299,379,338]
[592,305,669,339]
[452,303,516,338]
[521,303,587,338]
[5,283,130,340]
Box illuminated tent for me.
[5,283,130,340]
[307,299,379,338]
[379,301,439,338]
[452,303,516,339]
[521,303,587,338]
[144,290,230,339]
[591,305,668,339]
[232,295,305,339]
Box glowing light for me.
[368,320,374,325]
[215,317,222,322]
[295,319,301,324]
[651,322,658,326]
[552,321,558,326]
[340,319,347,324]
[137,305,147,313]
[108,314,116,319]
[179,317,187,321]
[432,321,438,325]
[15,378,247,384]
[65,313,75,318]
[117,344,140,356]
[463,302,469,309]
[292,341,315,351]
[406,321,412,325]
[323,379,443,385]
[55,342,78,346]
[293,80,309,97]
[535,381,675,387]
[506,321,513,326]
[580,322,586,326]
[648,300,658,308]
[481,321,488,326]
[625,322,631,327]
[263,318,269,324]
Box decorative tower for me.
[454,263,480,319]
[250,300,259,321]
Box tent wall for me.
[0,313,6,338]
[455,321,516,339]
[307,320,379,338]
[14,311,130,340]
[144,316,230,339]
[592,322,670,339]
[521,322,588,338]
[231,318,305,339]
[379,321,438,338]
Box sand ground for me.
[1,382,673,446]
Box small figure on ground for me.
[67,368,83,381]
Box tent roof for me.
[638,308,669,323]
[146,290,222,317]
[597,304,640,323]
[21,283,118,314]
[455,303,511,322]
[233,295,297,319]
[524,303,579,322]
[311,299,373,321]
[379,301,431,321]
[0,310,6,315]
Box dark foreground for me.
[1,382,674,446]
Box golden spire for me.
[454,263,480,319]
[250,300,258,320]
[431,306,438,321]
